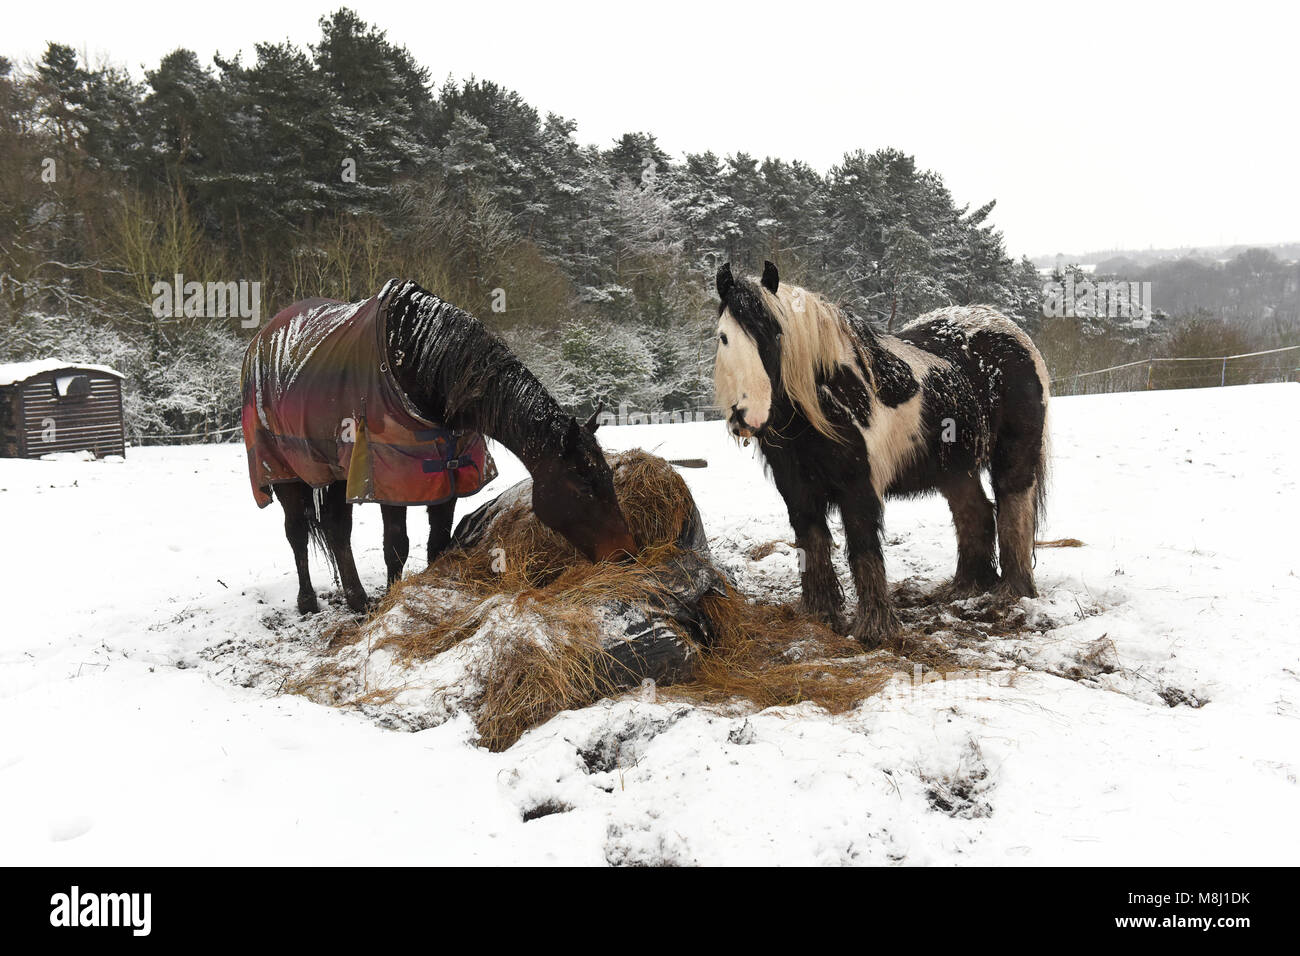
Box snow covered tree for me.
[3,12,1124,432]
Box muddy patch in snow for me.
[888,579,1207,710]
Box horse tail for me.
[1033,397,1050,535]
[307,487,340,584]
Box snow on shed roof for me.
[0,359,124,388]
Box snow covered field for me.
[2,383,1298,865]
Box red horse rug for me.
[241,289,496,508]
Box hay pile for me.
[302,450,917,750]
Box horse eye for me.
[719,332,728,346]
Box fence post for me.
[1221,357,1227,387]
[1146,361,1153,389]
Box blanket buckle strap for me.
[418,427,469,495]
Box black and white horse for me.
[713,262,1050,648]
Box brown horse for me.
[242,279,636,613]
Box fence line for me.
[1052,344,1300,385]
[134,422,242,442]
[125,345,1300,444]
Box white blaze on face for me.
[714,309,772,437]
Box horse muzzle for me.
[728,406,767,440]
[593,530,639,563]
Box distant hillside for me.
[1033,242,1300,271]
[1041,249,1300,346]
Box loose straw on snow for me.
[298,450,978,750]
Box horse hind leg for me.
[940,474,998,596]
[994,483,1038,599]
[991,424,1044,600]
[319,482,369,612]
[274,481,319,614]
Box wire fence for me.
[132,422,243,445]
[1049,345,1300,396]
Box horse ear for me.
[716,262,734,300]
[761,260,779,294]
[583,404,604,433]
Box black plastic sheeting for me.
[450,475,726,689]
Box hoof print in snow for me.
[925,777,993,819]
[1064,637,1121,680]
[604,823,691,867]
[923,744,993,819]
[578,710,689,774]
[1159,686,1208,709]
[521,800,572,822]
[727,719,757,745]
[259,609,290,632]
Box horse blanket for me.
[241,286,496,508]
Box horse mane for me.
[382,279,566,455]
[759,281,858,441]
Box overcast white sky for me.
[7,0,1298,257]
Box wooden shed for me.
[0,360,126,459]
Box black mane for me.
[381,278,569,464]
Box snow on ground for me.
[1,384,1298,865]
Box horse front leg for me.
[797,518,844,630]
[784,496,844,630]
[768,455,843,628]
[381,504,409,587]
[320,482,368,613]
[841,491,899,650]
[427,500,455,566]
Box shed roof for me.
[0,359,124,388]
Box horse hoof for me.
[344,592,368,614]
[297,594,320,614]
[944,575,998,601]
[943,580,979,601]
[993,577,1037,601]
[849,608,900,650]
